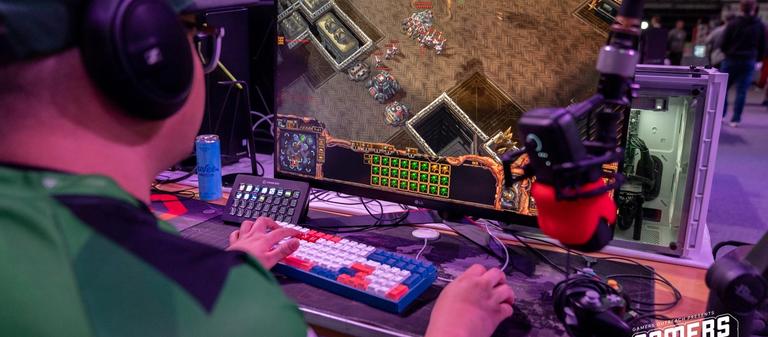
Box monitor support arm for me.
[707,232,768,336]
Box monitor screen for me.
[274,0,615,223]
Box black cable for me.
[154,167,196,185]
[712,240,751,259]
[150,184,198,200]
[498,223,683,312]
[508,231,570,275]
[253,160,265,177]
[304,190,411,233]
[599,256,683,312]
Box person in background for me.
[651,15,663,29]
[707,14,736,69]
[640,16,668,65]
[668,20,687,65]
[721,0,766,127]
[692,18,710,45]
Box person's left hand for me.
[226,217,301,269]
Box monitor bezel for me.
[271,122,538,227]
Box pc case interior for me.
[613,65,727,256]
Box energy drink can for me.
[195,134,223,201]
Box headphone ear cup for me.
[81,0,193,120]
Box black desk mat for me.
[280,225,654,337]
[155,198,656,337]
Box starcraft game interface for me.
[275,0,621,217]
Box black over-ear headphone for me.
[80,0,194,120]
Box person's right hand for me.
[226,217,300,269]
[425,264,515,337]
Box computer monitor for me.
[274,0,616,224]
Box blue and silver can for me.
[195,134,223,201]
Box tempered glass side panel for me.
[616,92,699,251]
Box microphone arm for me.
[501,0,644,251]
[706,232,768,336]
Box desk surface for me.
[155,183,709,335]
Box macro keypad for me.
[222,175,309,225]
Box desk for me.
[156,183,709,336]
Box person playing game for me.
[0,0,514,336]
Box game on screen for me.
[275,0,621,217]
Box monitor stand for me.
[306,210,536,276]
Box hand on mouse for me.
[425,264,515,337]
[227,217,301,269]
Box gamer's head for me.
[0,0,206,200]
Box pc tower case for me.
[613,65,727,257]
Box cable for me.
[150,184,198,200]
[415,238,429,260]
[496,222,682,312]
[484,222,510,271]
[154,167,196,185]
[712,240,751,259]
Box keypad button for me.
[243,193,251,201]
[274,197,283,205]
[284,190,293,198]
[277,189,284,197]
[258,195,266,202]
[229,207,237,215]
[293,191,301,199]
[288,208,295,216]
[236,208,244,217]
[238,183,246,191]
[235,192,243,199]
[245,184,254,192]
[282,199,290,206]
[252,211,260,219]
[247,201,255,210]
[290,199,298,207]
[261,187,268,194]
[268,188,276,195]
[245,209,252,218]
[276,215,285,222]
[266,196,273,204]
[279,207,287,214]
[271,205,280,212]
[254,203,263,211]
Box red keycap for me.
[351,263,375,274]
[282,256,313,271]
[328,236,342,243]
[337,274,354,286]
[356,278,370,290]
[386,285,409,301]
[305,235,319,243]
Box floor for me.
[707,87,768,248]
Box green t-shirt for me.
[0,164,307,336]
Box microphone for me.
[511,104,621,253]
[532,180,617,252]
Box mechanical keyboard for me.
[273,221,438,314]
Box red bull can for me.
[195,134,222,201]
